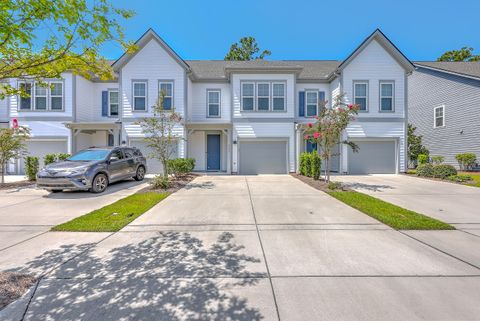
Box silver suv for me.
[37,147,147,193]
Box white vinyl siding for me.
[159,81,173,110]
[379,81,394,111]
[109,90,119,116]
[353,81,368,111]
[132,81,147,111]
[207,89,220,117]
[434,105,445,128]
[305,90,318,117]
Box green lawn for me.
[327,190,454,230]
[52,192,169,232]
[461,171,480,187]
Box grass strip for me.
[327,190,454,230]
[52,192,169,232]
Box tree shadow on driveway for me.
[8,231,269,321]
[340,182,395,192]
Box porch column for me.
[224,129,232,174]
[295,124,302,173]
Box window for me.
[34,83,47,110]
[257,83,270,111]
[353,82,368,111]
[133,81,147,111]
[272,83,285,111]
[380,81,394,111]
[50,82,63,110]
[207,89,220,117]
[110,149,124,161]
[434,105,445,128]
[306,90,318,117]
[108,90,119,116]
[124,149,134,159]
[19,82,32,110]
[159,81,173,110]
[241,83,254,111]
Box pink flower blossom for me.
[304,135,310,140]
[308,123,313,128]
[313,132,321,139]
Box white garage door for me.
[130,140,178,174]
[239,141,287,175]
[20,140,68,174]
[348,140,396,174]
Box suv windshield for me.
[68,149,110,161]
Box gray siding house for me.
[408,62,480,168]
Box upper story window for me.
[18,80,63,111]
[207,89,221,117]
[272,83,285,111]
[241,83,255,111]
[434,105,445,128]
[159,81,173,110]
[132,81,147,111]
[241,81,286,112]
[380,81,394,112]
[305,90,319,117]
[109,90,119,116]
[353,81,368,111]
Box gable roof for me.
[414,61,480,80]
[111,28,190,72]
[186,60,341,81]
[337,29,414,73]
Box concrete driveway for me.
[0,179,148,251]
[1,175,480,321]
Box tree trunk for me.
[1,160,5,184]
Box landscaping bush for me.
[327,181,342,190]
[455,153,477,170]
[150,175,169,189]
[416,164,434,177]
[299,152,312,177]
[57,153,70,161]
[430,156,444,165]
[310,152,321,180]
[44,153,71,166]
[167,158,195,176]
[432,164,457,179]
[24,156,39,181]
[417,154,429,165]
[447,174,472,183]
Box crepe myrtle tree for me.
[136,90,182,178]
[304,94,360,182]
[0,123,30,184]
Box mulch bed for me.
[0,271,37,310]
[140,173,199,194]
[290,173,350,192]
[0,180,35,190]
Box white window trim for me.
[241,82,255,111]
[256,82,270,111]
[132,81,147,111]
[305,90,319,117]
[272,82,286,111]
[379,81,394,112]
[108,90,119,117]
[158,80,174,110]
[434,105,445,128]
[49,81,64,111]
[353,81,369,112]
[206,89,221,118]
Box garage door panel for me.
[348,141,396,174]
[239,141,287,175]
[20,140,68,174]
[130,140,178,174]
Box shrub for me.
[299,152,312,177]
[416,164,434,177]
[24,156,39,181]
[430,156,444,165]
[432,164,457,179]
[447,174,472,183]
[57,153,70,161]
[327,181,342,190]
[455,153,477,170]
[417,154,429,165]
[310,152,321,180]
[167,158,195,176]
[44,153,71,166]
[150,175,169,189]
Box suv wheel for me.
[91,173,108,193]
[134,166,145,181]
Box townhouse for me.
[1,28,414,175]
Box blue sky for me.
[104,0,480,62]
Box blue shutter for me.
[319,91,325,112]
[299,91,305,117]
[102,91,108,117]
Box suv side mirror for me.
[110,156,119,162]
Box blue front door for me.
[207,134,221,170]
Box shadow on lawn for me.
[11,232,267,321]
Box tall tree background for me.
[437,47,480,62]
[224,36,271,61]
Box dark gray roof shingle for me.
[185,60,341,80]
[414,61,480,79]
